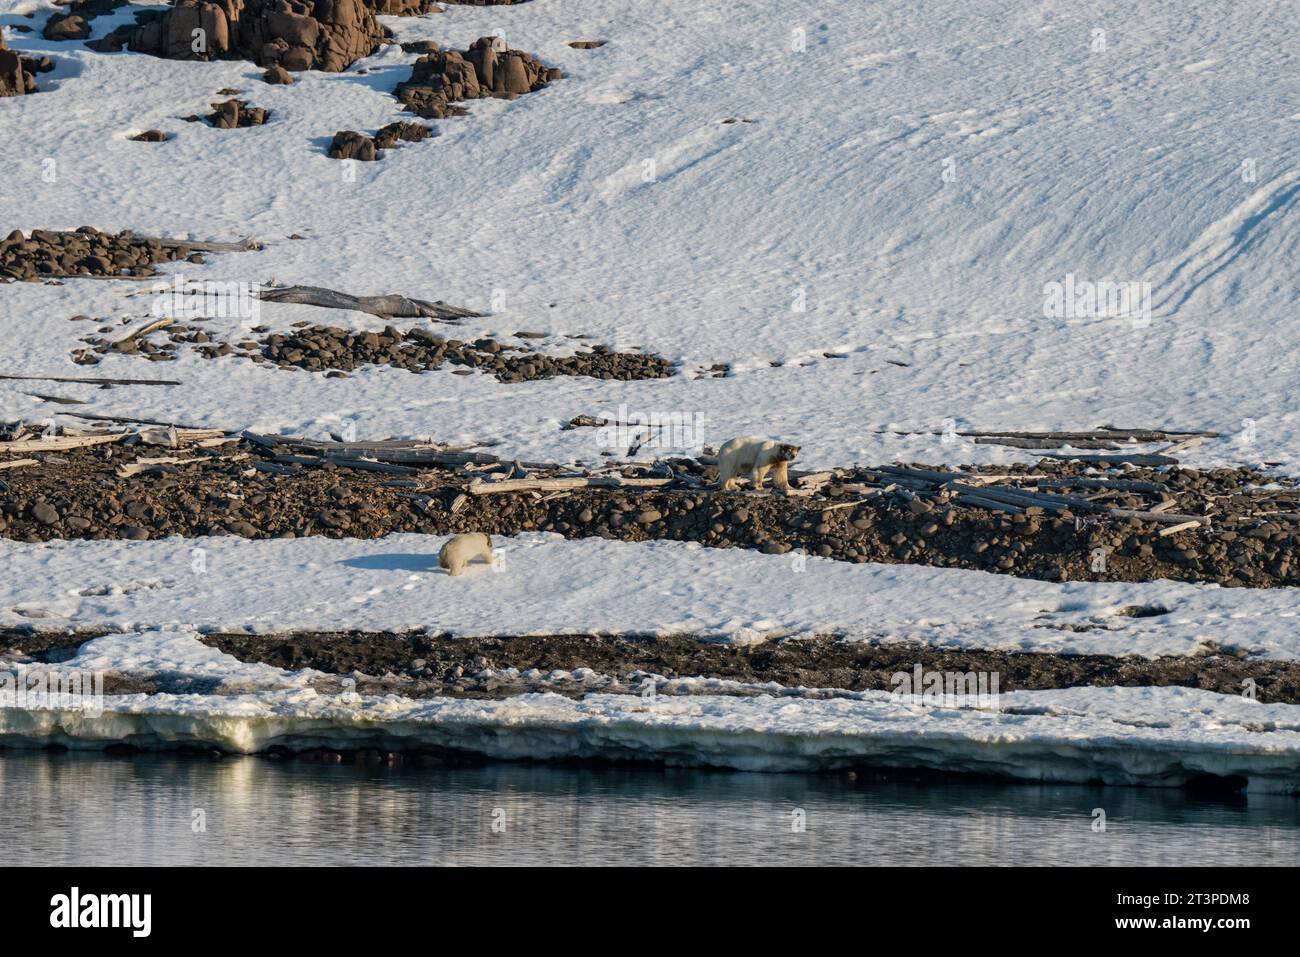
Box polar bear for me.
[715,436,800,492]
[439,533,496,575]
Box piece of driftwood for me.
[1158,520,1203,537]
[60,411,217,431]
[115,318,174,345]
[974,436,1121,450]
[325,456,419,475]
[948,482,1100,513]
[468,476,673,495]
[1034,477,1168,493]
[0,374,180,386]
[1043,452,1179,467]
[881,427,1218,441]
[1158,436,1205,455]
[252,460,296,476]
[0,433,123,452]
[128,236,263,253]
[256,285,482,321]
[0,458,39,470]
[21,392,87,405]
[1106,507,1211,526]
[954,492,1025,514]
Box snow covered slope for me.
[1,0,1296,468]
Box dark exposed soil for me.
[7,625,1295,703]
[194,630,1300,704]
[4,438,1300,589]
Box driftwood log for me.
[0,374,180,387]
[256,285,482,321]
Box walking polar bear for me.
[439,533,496,575]
[715,436,801,492]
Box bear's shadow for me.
[339,554,434,573]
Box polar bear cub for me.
[715,436,801,492]
[439,533,496,575]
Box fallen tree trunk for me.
[256,285,482,321]
[0,433,124,452]
[1043,452,1179,467]
[114,317,174,345]
[468,476,674,495]
[0,374,179,386]
[128,236,263,253]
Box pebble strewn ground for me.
[0,228,204,280]
[3,440,1300,588]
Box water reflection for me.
[2,752,1297,866]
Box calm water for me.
[3,752,1298,866]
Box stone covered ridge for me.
[90,0,386,72]
[396,36,562,118]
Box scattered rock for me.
[130,129,169,142]
[327,130,377,161]
[261,63,294,84]
[43,14,91,41]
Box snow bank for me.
[3,682,1298,792]
[3,532,1298,657]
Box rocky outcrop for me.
[93,0,386,72]
[0,35,46,97]
[395,36,560,118]
[327,130,377,161]
[208,98,270,127]
[327,121,431,160]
